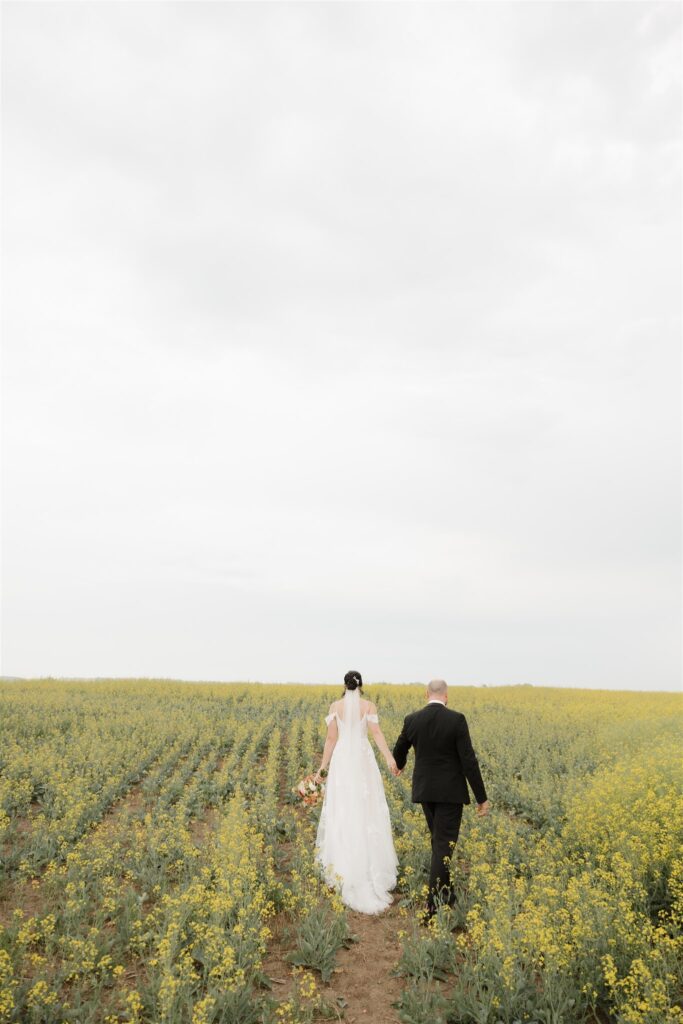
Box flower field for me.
[0,679,681,1024]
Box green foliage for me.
[394,978,450,1024]
[0,679,681,1024]
[286,903,356,983]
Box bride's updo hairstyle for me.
[342,670,363,696]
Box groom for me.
[393,679,489,918]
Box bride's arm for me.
[313,709,338,782]
[367,704,399,775]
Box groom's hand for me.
[476,800,490,817]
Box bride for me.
[312,670,399,914]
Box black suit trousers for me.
[421,801,463,912]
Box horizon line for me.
[1,675,680,695]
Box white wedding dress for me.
[315,688,399,914]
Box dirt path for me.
[324,899,405,1024]
[263,887,405,1024]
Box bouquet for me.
[293,769,328,808]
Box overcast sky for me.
[2,2,681,691]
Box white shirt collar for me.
[427,699,446,706]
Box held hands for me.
[476,799,490,817]
[318,760,402,780]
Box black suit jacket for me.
[393,703,487,805]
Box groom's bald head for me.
[426,679,447,702]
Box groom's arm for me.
[393,715,413,770]
[455,714,487,804]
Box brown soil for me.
[189,806,219,844]
[0,780,149,929]
[261,891,406,1024]
[0,751,179,929]
[324,898,405,1024]
[0,876,45,928]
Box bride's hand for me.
[386,756,399,776]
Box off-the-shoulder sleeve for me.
[367,713,379,723]
[324,711,336,726]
